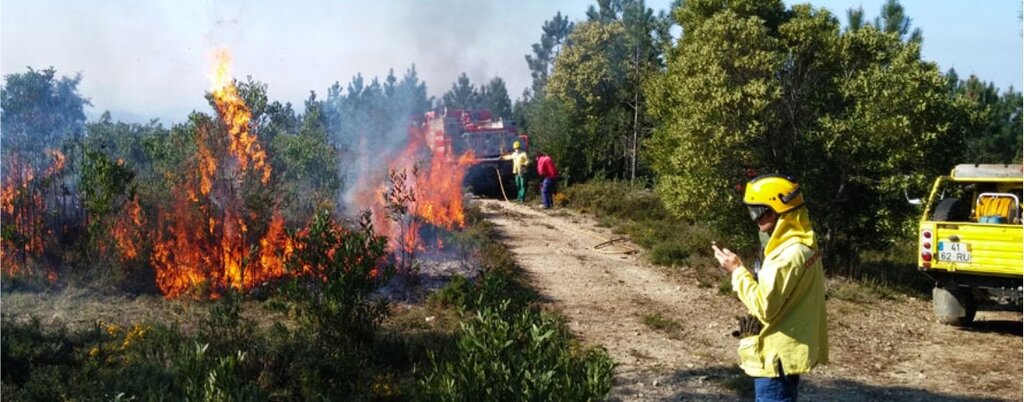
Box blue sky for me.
[2,0,1021,124]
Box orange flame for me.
[112,197,145,260]
[1,150,67,279]
[210,48,271,185]
[353,125,473,258]
[148,48,291,298]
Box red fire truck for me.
[415,109,528,195]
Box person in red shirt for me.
[536,152,558,209]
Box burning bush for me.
[284,209,392,344]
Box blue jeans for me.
[540,177,556,208]
[753,363,800,402]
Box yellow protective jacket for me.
[730,207,829,377]
[502,150,529,175]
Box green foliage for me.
[284,209,392,345]
[646,0,973,269]
[1,67,89,161]
[429,274,473,309]
[80,149,136,226]
[565,180,724,267]
[641,312,680,332]
[270,98,341,223]
[0,315,266,401]
[948,71,1024,164]
[420,301,615,402]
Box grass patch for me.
[564,180,722,269]
[564,180,934,301]
[641,312,681,332]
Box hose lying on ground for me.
[495,167,510,202]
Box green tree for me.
[846,6,865,30]
[523,1,669,183]
[516,11,574,135]
[875,0,922,43]
[271,93,341,223]
[524,12,574,99]
[646,0,971,269]
[1,67,90,162]
[621,0,664,180]
[441,73,479,110]
[479,77,513,121]
[948,71,1024,163]
[546,20,631,182]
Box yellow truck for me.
[917,164,1023,326]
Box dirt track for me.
[477,199,1023,401]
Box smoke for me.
[315,69,430,214]
[396,1,496,96]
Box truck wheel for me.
[933,286,977,326]
[931,198,971,222]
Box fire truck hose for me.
[575,228,637,255]
[491,168,634,255]
[548,215,638,255]
[495,167,510,202]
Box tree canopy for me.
[645,0,978,267]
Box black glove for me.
[731,314,763,338]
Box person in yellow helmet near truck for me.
[501,140,529,202]
[712,175,828,402]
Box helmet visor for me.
[747,205,770,221]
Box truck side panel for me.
[928,223,1023,278]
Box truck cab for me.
[917,164,1023,326]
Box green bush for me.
[420,300,615,401]
[284,209,392,345]
[565,180,724,268]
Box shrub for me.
[565,180,725,268]
[420,300,615,401]
[284,209,392,345]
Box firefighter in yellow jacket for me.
[712,175,828,402]
[501,141,529,202]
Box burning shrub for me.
[284,209,392,345]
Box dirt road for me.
[477,199,1022,401]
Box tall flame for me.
[209,48,271,185]
[354,124,474,257]
[148,48,291,298]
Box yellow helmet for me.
[743,175,803,220]
[513,140,521,149]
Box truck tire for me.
[933,286,977,326]
[931,198,971,222]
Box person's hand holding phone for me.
[711,242,742,274]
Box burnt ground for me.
[477,199,1022,402]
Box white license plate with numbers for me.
[937,241,971,263]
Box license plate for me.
[937,241,971,263]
